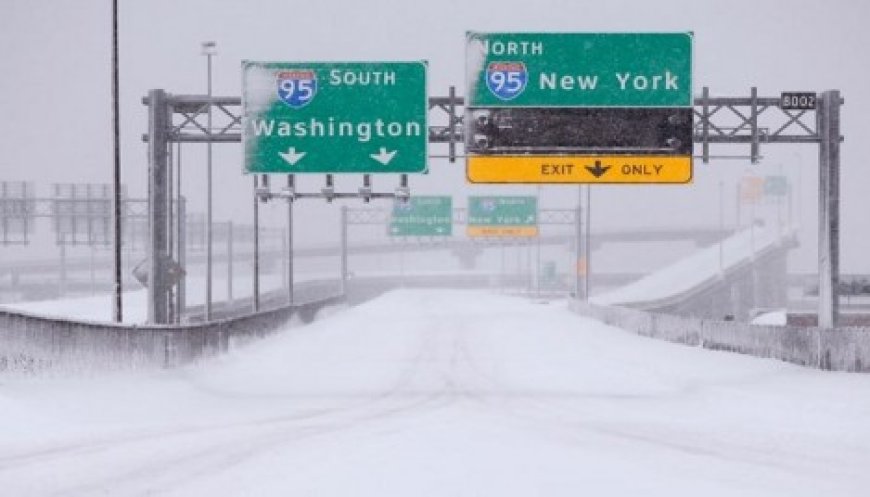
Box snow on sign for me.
[465,32,693,184]
[242,61,428,174]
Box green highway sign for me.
[764,175,789,196]
[242,61,428,174]
[466,32,693,107]
[467,196,538,237]
[390,196,453,236]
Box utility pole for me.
[111,0,122,322]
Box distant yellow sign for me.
[466,226,538,238]
[467,156,693,184]
[576,257,588,276]
[740,176,765,203]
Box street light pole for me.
[111,0,122,323]
[202,41,216,321]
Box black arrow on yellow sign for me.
[585,160,611,178]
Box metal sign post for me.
[817,90,842,328]
[146,89,170,324]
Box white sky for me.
[1,0,868,273]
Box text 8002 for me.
[780,92,816,110]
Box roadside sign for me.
[467,196,538,237]
[389,196,452,236]
[242,61,428,174]
[740,176,765,203]
[465,32,693,184]
[764,175,788,196]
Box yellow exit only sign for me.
[466,156,692,184]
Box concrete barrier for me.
[572,301,870,372]
[0,294,345,375]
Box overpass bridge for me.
[7,224,858,374]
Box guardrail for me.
[572,301,870,372]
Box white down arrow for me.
[370,147,397,166]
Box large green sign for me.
[466,32,693,107]
[390,196,452,236]
[242,61,428,174]
[467,196,538,237]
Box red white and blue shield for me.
[276,70,317,109]
[485,62,527,101]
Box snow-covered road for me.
[2,289,869,496]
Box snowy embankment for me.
[594,226,787,307]
[0,274,287,324]
[1,289,868,496]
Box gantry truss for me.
[146,86,838,163]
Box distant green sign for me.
[466,32,693,108]
[764,175,789,196]
[390,196,452,236]
[242,61,428,174]
[467,196,538,237]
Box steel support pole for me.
[177,196,186,322]
[146,89,170,324]
[166,134,174,323]
[227,221,233,305]
[584,186,591,302]
[340,205,348,296]
[448,85,457,163]
[817,90,841,328]
[175,143,184,323]
[59,237,66,297]
[205,51,214,321]
[252,176,260,313]
[287,188,294,305]
[111,0,123,323]
[718,180,725,273]
[574,186,582,298]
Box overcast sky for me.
[1,0,868,273]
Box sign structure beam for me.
[146,89,170,324]
[817,90,841,328]
[142,89,829,156]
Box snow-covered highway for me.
[2,289,869,496]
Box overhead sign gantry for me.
[465,32,693,184]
